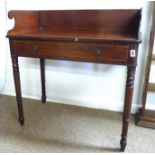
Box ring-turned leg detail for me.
[120,64,136,151]
[12,55,24,125]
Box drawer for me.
[97,45,129,63]
[12,40,129,64]
[12,40,97,62]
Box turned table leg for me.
[120,64,136,151]
[40,58,46,103]
[12,55,24,125]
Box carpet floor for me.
[0,94,154,153]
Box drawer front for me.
[97,45,129,63]
[12,40,129,63]
[12,40,97,62]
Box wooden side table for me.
[7,10,141,151]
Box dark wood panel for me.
[41,10,140,34]
[7,10,141,43]
[12,40,128,64]
[8,11,39,33]
[98,45,128,62]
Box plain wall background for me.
[0,0,153,113]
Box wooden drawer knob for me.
[33,45,38,54]
[96,48,101,59]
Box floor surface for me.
[0,95,155,153]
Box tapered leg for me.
[120,65,136,151]
[12,55,24,125]
[40,58,46,103]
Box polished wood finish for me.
[7,10,141,151]
[11,55,24,125]
[11,40,129,65]
[135,2,155,128]
[121,44,138,151]
[40,58,46,103]
[8,10,141,42]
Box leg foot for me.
[120,138,127,152]
[42,96,46,103]
[19,117,24,126]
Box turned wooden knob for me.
[96,48,101,59]
[33,45,38,54]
